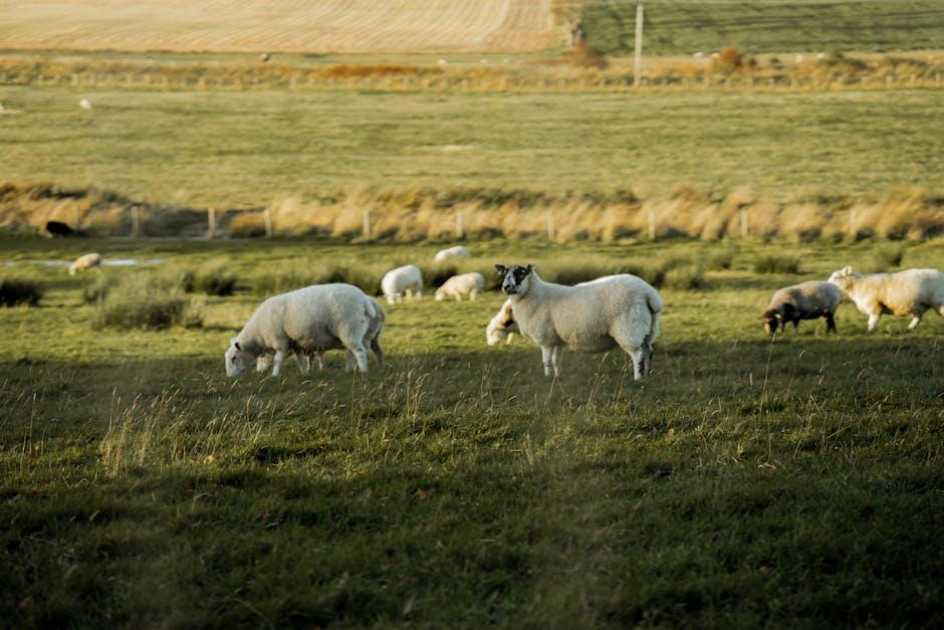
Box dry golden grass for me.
[0,0,555,54]
[6,181,944,244]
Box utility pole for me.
[634,1,644,87]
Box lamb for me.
[381,264,423,304]
[434,246,470,262]
[68,252,102,275]
[495,265,663,380]
[486,299,519,346]
[225,284,384,377]
[828,266,944,332]
[761,281,842,336]
[435,272,485,302]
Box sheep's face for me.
[225,338,252,377]
[827,266,858,292]
[434,288,446,302]
[762,310,781,336]
[496,264,533,296]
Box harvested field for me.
[0,0,555,54]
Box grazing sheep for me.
[762,281,842,336]
[381,264,423,304]
[433,246,470,262]
[828,266,944,332]
[435,272,485,302]
[496,265,662,380]
[486,299,519,346]
[225,284,384,377]
[68,252,102,275]
[79,98,92,110]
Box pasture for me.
[3,235,944,627]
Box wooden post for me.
[362,209,371,239]
[264,207,273,237]
[633,2,644,88]
[647,206,657,241]
[207,207,216,239]
[740,208,749,238]
[455,212,464,239]
[130,206,141,238]
[545,209,555,241]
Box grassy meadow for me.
[3,235,944,626]
[2,86,944,209]
[582,0,944,55]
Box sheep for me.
[828,266,944,332]
[495,265,662,380]
[69,252,102,275]
[761,281,842,336]
[486,299,519,346]
[433,246,470,262]
[79,98,92,110]
[225,284,384,377]
[381,264,423,304]
[435,272,485,302]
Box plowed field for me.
[0,0,554,53]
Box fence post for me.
[455,211,464,239]
[633,2,644,88]
[647,206,657,241]
[545,209,555,241]
[207,207,216,239]
[739,208,749,238]
[130,206,141,238]
[363,209,371,239]
[264,207,273,237]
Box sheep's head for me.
[827,266,858,291]
[434,288,446,302]
[225,337,253,377]
[495,264,534,296]
[486,303,517,346]
[761,308,782,336]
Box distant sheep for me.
[69,253,101,275]
[434,246,470,262]
[225,284,384,377]
[762,281,841,336]
[381,265,423,304]
[828,266,944,332]
[79,98,92,110]
[435,272,485,302]
[486,299,519,346]
[496,266,662,380]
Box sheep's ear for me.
[495,264,507,275]
[841,266,853,275]
[234,341,241,351]
[526,264,534,274]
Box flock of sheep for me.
[65,247,944,381]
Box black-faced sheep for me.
[762,281,841,336]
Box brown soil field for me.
[0,0,556,53]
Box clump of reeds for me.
[0,277,43,307]
[92,275,202,330]
[753,255,802,275]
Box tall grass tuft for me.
[178,262,239,296]
[870,244,906,272]
[0,278,43,307]
[753,256,802,275]
[92,275,203,330]
[663,265,708,291]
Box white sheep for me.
[435,272,485,302]
[486,299,519,346]
[762,281,842,336]
[381,264,423,304]
[69,252,102,275]
[828,266,944,332]
[433,246,470,262]
[225,284,384,377]
[496,265,662,380]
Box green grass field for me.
[582,0,944,55]
[2,86,944,209]
[3,235,944,627]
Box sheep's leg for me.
[908,311,924,330]
[293,353,311,374]
[256,354,272,373]
[867,313,881,332]
[454,294,461,302]
[470,290,478,301]
[271,350,287,377]
[314,352,325,371]
[370,337,385,369]
[541,347,554,377]
[825,313,837,334]
[349,343,369,373]
[505,333,514,345]
[344,351,355,372]
[551,346,562,377]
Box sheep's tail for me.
[644,290,663,349]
